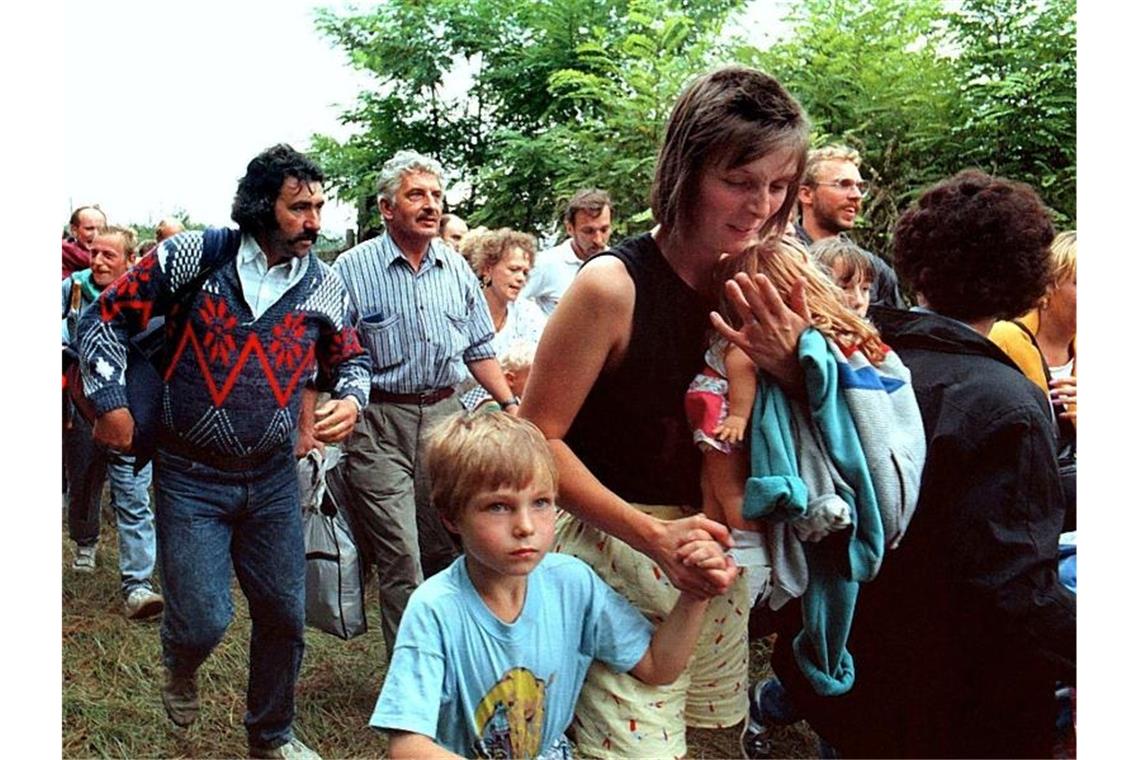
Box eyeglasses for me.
[813,179,870,197]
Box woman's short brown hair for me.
[651,65,810,246]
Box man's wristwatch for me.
[498,395,521,409]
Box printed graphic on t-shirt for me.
[472,667,551,758]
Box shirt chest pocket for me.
[359,313,405,371]
[443,309,472,357]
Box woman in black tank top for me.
[521,66,812,596]
[518,65,815,758]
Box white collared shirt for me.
[236,233,310,319]
[520,238,587,316]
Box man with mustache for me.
[79,144,370,760]
[522,187,613,316]
[332,150,518,661]
[794,145,903,308]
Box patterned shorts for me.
[553,508,749,759]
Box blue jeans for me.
[155,448,305,750]
[64,414,157,595]
[105,452,156,594]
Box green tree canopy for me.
[738,0,1075,256]
[311,0,1076,251]
[312,0,741,237]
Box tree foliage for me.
[738,0,1075,256]
[311,0,740,237]
[947,0,1076,225]
[738,0,959,255]
[311,0,1076,249]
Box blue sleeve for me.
[77,245,173,415]
[369,600,447,739]
[61,276,73,317]
[312,266,371,407]
[62,277,75,344]
[579,566,654,673]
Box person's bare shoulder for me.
[566,254,635,319]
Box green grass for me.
[62,514,819,758]
[62,519,390,759]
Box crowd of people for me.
[62,63,1076,760]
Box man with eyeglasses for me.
[795,144,904,308]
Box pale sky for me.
[64,0,370,234]
[63,0,788,236]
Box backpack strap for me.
[165,227,243,311]
[138,228,244,365]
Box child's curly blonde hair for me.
[718,235,887,365]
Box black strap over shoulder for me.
[137,228,244,363]
[1012,319,1076,456]
[162,227,243,311]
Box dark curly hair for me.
[231,144,325,235]
[892,169,1054,322]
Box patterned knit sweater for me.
[78,229,370,469]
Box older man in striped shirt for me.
[332,150,519,657]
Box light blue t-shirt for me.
[370,553,654,758]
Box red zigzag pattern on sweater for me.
[164,321,316,408]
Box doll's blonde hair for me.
[722,235,888,365]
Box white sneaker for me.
[249,738,322,759]
[123,587,164,620]
[72,545,96,573]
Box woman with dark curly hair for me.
[766,169,1076,758]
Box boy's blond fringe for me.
[728,235,888,366]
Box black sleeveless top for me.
[564,233,712,508]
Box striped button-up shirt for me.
[332,232,496,394]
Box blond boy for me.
[371,412,728,759]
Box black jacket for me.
[772,306,1076,759]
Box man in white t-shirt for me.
[521,188,613,315]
